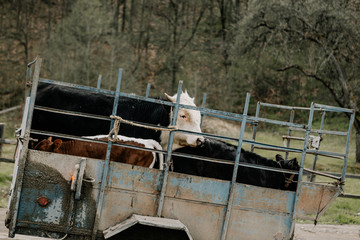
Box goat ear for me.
[165,93,176,103]
[47,136,53,142]
[275,154,284,162]
[53,139,62,151]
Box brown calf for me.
[34,137,155,168]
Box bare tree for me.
[232,0,360,162]
[153,0,207,92]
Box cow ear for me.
[165,93,176,103]
[53,139,62,151]
[291,158,299,169]
[275,154,284,162]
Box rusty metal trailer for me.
[6,57,355,239]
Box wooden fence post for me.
[0,123,4,158]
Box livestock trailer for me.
[6,57,355,239]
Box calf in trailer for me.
[173,138,299,191]
[32,83,204,150]
[85,135,164,170]
[34,136,160,169]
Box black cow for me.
[31,83,204,150]
[173,138,299,191]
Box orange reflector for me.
[72,175,75,181]
[38,197,51,207]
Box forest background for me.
[1,0,360,163]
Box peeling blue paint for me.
[18,185,65,225]
[169,176,230,204]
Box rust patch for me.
[297,183,339,220]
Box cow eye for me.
[180,114,186,119]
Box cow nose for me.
[196,137,204,147]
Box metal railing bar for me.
[341,111,355,187]
[32,106,347,162]
[0,157,14,163]
[29,130,166,156]
[157,81,183,217]
[303,168,341,181]
[40,78,114,95]
[172,130,307,155]
[0,139,17,145]
[339,193,360,199]
[34,106,110,121]
[253,145,345,160]
[41,78,253,124]
[39,79,315,131]
[322,172,360,179]
[8,57,42,238]
[91,68,122,240]
[288,127,348,136]
[0,105,22,115]
[260,102,353,114]
[259,102,317,111]
[289,102,315,237]
[201,111,255,125]
[313,103,353,114]
[30,129,299,175]
[247,116,307,129]
[306,149,345,159]
[39,78,175,109]
[32,105,317,158]
[221,93,251,240]
[249,141,303,154]
[171,151,299,175]
[33,106,174,132]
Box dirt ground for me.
[0,208,358,239]
[294,223,360,240]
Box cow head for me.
[275,154,299,170]
[275,154,299,190]
[160,91,204,150]
[34,137,62,152]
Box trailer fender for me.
[103,214,193,240]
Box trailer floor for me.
[0,208,358,239]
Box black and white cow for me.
[31,83,204,150]
[173,138,299,191]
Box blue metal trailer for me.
[6,57,355,239]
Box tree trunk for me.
[356,132,360,163]
[121,0,126,32]
[113,0,122,35]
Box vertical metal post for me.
[309,110,326,182]
[156,81,183,217]
[97,74,102,89]
[341,110,355,189]
[8,57,42,238]
[220,93,250,240]
[289,102,315,237]
[0,123,4,158]
[200,93,207,128]
[251,101,260,152]
[145,83,151,98]
[201,93,207,108]
[285,109,295,160]
[24,59,35,98]
[91,69,122,240]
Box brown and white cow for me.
[85,135,164,170]
[34,136,161,169]
[161,91,203,150]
